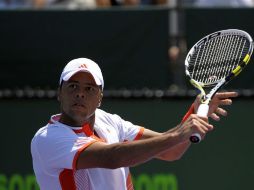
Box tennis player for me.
[31,58,238,190]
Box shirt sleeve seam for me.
[72,140,99,171]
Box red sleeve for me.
[133,127,145,140]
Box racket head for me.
[185,29,253,91]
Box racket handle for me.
[190,133,201,143]
[190,104,209,143]
[197,103,209,117]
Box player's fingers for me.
[216,107,227,116]
[210,113,220,121]
[219,99,232,106]
[195,123,212,137]
[191,120,206,136]
[194,117,214,131]
[186,115,213,132]
[188,114,209,125]
[216,92,238,99]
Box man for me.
[31,57,237,190]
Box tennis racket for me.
[185,29,253,143]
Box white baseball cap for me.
[59,58,104,89]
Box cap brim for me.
[62,69,102,86]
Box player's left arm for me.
[197,91,238,121]
[140,91,238,161]
[140,128,190,161]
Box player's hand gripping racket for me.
[185,29,253,143]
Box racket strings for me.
[226,36,246,75]
[220,35,236,79]
[194,41,209,82]
[205,36,228,83]
[212,36,227,81]
[189,35,249,85]
[191,36,228,83]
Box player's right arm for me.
[76,114,212,170]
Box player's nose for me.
[75,89,85,98]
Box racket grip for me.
[190,104,209,143]
[197,103,209,117]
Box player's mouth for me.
[73,103,85,108]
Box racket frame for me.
[184,29,253,143]
[186,29,253,102]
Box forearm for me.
[77,132,183,169]
[150,126,191,161]
[107,135,176,167]
[138,126,190,161]
[156,140,191,161]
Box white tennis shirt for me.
[31,109,144,190]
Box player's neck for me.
[59,113,95,129]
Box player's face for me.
[58,72,102,126]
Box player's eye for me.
[84,86,99,95]
[68,83,78,89]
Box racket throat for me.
[200,96,210,104]
[206,79,226,100]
